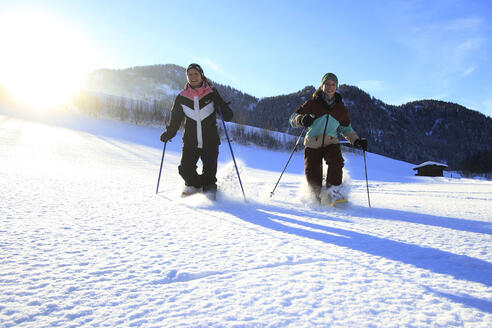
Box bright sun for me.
[0,11,97,110]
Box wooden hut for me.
[413,161,448,177]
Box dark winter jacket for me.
[165,82,233,148]
[290,91,358,148]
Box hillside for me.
[80,64,492,172]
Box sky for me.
[0,0,491,117]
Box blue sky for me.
[1,0,491,117]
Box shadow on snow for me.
[219,201,492,290]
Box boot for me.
[203,184,217,201]
[181,186,201,197]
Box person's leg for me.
[200,146,219,193]
[324,144,344,187]
[304,147,323,195]
[178,146,202,188]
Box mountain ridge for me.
[80,64,492,173]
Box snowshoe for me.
[181,186,201,197]
[329,198,348,207]
[321,185,349,208]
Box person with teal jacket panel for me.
[290,72,367,203]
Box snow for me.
[414,161,449,169]
[1,107,491,327]
[426,119,444,137]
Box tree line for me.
[71,91,305,152]
[78,63,492,176]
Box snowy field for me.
[1,107,491,327]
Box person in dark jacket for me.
[160,63,233,199]
[290,72,367,203]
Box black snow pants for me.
[178,145,219,192]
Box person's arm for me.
[335,103,359,144]
[213,89,233,121]
[290,100,315,128]
[160,96,184,142]
[338,124,359,144]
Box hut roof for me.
[413,161,448,170]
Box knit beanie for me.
[187,63,204,77]
[321,73,338,87]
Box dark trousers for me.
[178,145,219,192]
[304,144,344,192]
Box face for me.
[322,80,337,98]
[186,69,203,88]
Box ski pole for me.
[217,105,247,202]
[363,150,371,207]
[156,141,167,194]
[270,128,306,197]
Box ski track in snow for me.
[1,109,491,327]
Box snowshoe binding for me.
[323,185,349,208]
[329,198,348,207]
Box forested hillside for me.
[76,64,492,173]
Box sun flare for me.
[0,11,97,110]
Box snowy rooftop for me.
[413,161,449,169]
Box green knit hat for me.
[321,73,338,87]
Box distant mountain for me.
[338,86,492,171]
[81,64,492,173]
[82,64,258,114]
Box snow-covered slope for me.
[1,108,491,327]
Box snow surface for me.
[1,107,491,327]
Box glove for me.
[300,114,315,127]
[354,138,368,151]
[160,131,172,142]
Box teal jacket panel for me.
[289,112,354,139]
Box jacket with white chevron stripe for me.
[165,82,233,149]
